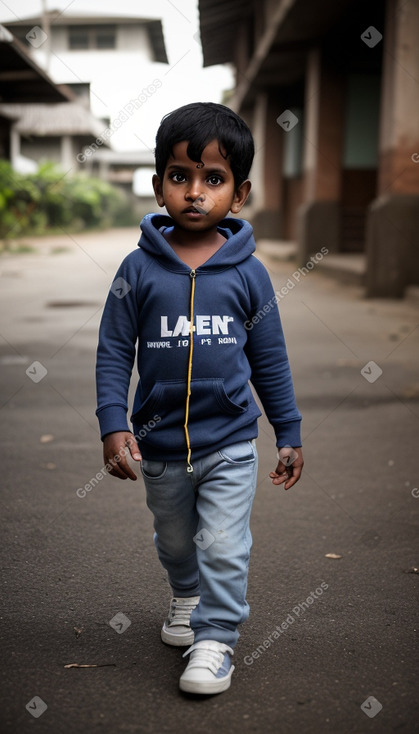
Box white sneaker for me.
[161,596,200,646]
[179,640,235,694]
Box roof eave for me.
[0,25,73,103]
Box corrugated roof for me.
[198,0,357,109]
[0,25,72,103]
[0,102,107,139]
[198,0,252,67]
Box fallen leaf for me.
[40,434,54,443]
[64,663,116,669]
[325,553,342,559]
[401,384,419,399]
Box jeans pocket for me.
[140,460,167,480]
[218,440,256,464]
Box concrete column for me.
[10,127,20,170]
[250,92,267,217]
[250,92,284,239]
[366,0,419,297]
[61,135,74,171]
[297,47,345,261]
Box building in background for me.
[0,24,72,164]
[199,0,419,297]
[0,99,109,174]
[3,10,167,82]
[2,10,168,184]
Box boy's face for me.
[152,139,250,233]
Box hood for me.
[138,213,256,272]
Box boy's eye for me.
[207,175,223,185]
[169,172,186,183]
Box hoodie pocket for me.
[212,380,249,415]
[131,381,164,425]
[131,378,249,427]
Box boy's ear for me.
[230,179,251,214]
[152,174,165,207]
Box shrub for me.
[0,160,136,241]
[0,160,43,239]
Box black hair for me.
[154,102,254,188]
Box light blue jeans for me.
[141,440,258,648]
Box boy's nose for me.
[185,180,204,202]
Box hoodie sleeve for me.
[95,253,141,440]
[244,258,302,448]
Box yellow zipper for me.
[184,269,196,473]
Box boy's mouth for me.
[183,205,207,216]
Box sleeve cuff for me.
[274,419,302,448]
[96,404,130,440]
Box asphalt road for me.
[0,227,418,734]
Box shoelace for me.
[167,598,198,627]
[183,643,233,675]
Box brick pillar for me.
[366,0,419,296]
[377,0,419,195]
[297,47,345,262]
[264,94,284,234]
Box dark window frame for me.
[68,25,116,50]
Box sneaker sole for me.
[179,666,235,694]
[161,627,195,646]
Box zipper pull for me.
[189,270,196,333]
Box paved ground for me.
[0,227,418,734]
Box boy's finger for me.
[126,435,142,461]
[105,444,136,480]
[106,458,128,480]
[108,456,136,481]
[269,462,290,485]
[283,464,303,490]
[269,473,286,486]
[275,459,292,477]
[114,448,138,481]
[120,461,138,481]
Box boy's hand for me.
[269,447,304,490]
[103,431,142,481]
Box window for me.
[68,25,116,50]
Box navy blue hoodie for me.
[96,214,301,464]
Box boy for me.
[96,102,303,695]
